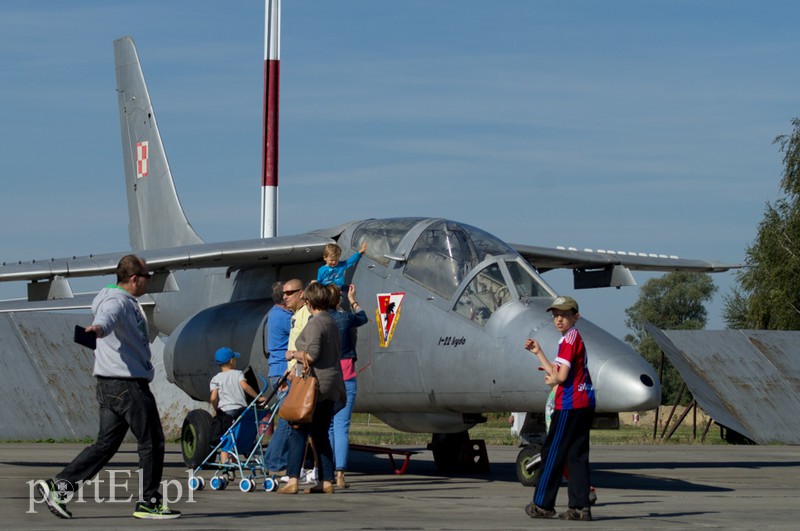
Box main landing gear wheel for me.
[429,432,490,474]
[516,445,542,487]
[181,409,213,468]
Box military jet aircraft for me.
[0,37,738,477]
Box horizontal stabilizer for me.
[0,294,96,314]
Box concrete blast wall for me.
[0,312,210,441]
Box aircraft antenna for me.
[260,0,280,238]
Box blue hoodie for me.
[317,252,362,287]
[90,286,154,381]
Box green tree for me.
[624,272,717,405]
[723,118,800,330]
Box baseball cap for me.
[215,347,240,365]
[546,296,579,312]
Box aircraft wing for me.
[0,234,331,282]
[0,233,333,308]
[512,242,740,288]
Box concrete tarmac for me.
[3,443,799,530]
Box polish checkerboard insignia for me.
[136,141,149,178]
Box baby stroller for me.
[187,371,288,493]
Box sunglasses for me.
[134,272,153,279]
[283,288,301,296]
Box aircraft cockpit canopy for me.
[353,218,555,325]
[353,218,424,266]
[404,220,514,299]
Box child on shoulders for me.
[317,242,367,288]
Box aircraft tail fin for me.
[114,36,204,251]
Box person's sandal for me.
[524,502,555,519]
[306,482,334,494]
[559,507,592,521]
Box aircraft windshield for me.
[505,260,553,298]
[404,221,514,299]
[453,263,511,325]
[451,261,554,326]
[352,218,424,265]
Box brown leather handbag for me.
[278,354,318,423]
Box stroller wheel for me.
[263,477,277,492]
[239,478,255,492]
[188,476,205,491]
[210,476,228,490]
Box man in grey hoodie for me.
[35,255,180,520]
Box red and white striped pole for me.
[261,0,280,238]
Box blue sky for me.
[1,1,798,339]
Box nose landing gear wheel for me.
[516,445,542,487]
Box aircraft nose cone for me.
[593,355,661,412]
[500,301,661,413]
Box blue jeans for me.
[328,378,357,471]
[56,378,165,503]
[264,376,290,472]
[286,400,336,482]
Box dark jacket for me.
[330,309,368,361]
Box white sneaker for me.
[300,468,318,484]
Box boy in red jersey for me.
[523,296,596,521]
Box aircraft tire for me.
[516,445,541,487]
[181,409,214,469]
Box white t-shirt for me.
[210,369,247,414]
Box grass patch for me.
[5,413,726,446]
[349,413,728,446]
[2,437,95,444]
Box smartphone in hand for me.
[74,325,97,350]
